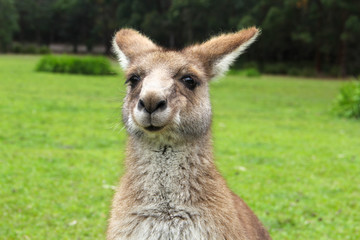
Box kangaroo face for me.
[113,28,259,143]
[122,50,212,142]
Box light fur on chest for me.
[113,145,221,240]
[115,206,214,240]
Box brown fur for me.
[108,27,271,240]
[184,27,259,77]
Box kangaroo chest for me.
[115,146,224,240]
[119,205,214,240]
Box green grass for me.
[1,55,359,239]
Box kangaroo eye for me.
[126,75,140,87]
[181,75,198,90]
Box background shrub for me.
[333,80,360,119]
[242,67,261,77]
[263,63,288,75]
[229,67,261,77]
[36,55,116,75]
[23,44,38,54]
[262,62,316,77]
[287,67,315,77]
[11,42,22,53]
[38,46,51,54]
[11,43,51,54]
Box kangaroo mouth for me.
[144,125,164,132]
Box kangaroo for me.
[108,27,271,240]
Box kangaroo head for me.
[113,27,259,144]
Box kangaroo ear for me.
[112,29,159,69]
[185,27,260,79]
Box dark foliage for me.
[1,0,359,76]
[0,0,18,51]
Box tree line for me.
[1,0,359,76]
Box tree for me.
[14,0,56,44]
[6,0,359,76]
[0,0,18,51]
[94,0,121,54]
[52,0,97,53]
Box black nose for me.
[138,98,167,114]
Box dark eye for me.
[126,75,140,88]
[181,75,198,90]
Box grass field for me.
[1,55,359,239]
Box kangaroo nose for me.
[138,97,167,114]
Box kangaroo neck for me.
[125,132,216,205]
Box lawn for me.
[1,55,359,239]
